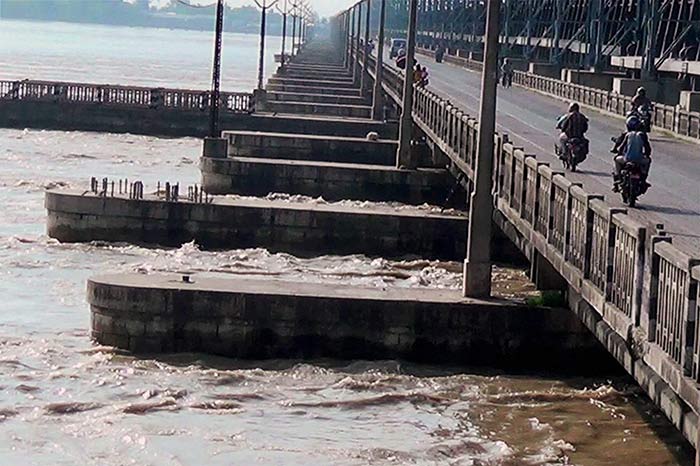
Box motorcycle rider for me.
[556,102,589,161]
[631,87,652,112]
[612,115,652,193]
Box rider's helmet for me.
[503,58,510,64]
[636,86,646,96]
[568,102,580,113]
[626,115,641,131]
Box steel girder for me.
[385,0,700,73]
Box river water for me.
[0,19,695,465]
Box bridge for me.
[335,0,700,452]
[1,0,699,456]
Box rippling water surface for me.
[0,19,695,465]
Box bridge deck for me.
[408,54,700,256]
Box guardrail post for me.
[641,227,671,341]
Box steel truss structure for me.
[382,0,700,75]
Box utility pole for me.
[255,0,279,91]
[278,0,288,65]
[463,0,500,298]
[355,2,362,83]
[209,0,225,138]
[290,1,298,57]
[361,0,371,94]
[395,0,418,168]
[372,0,387,120]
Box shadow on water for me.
[626,388,696,465]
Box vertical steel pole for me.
[463,0,500,298]
[362,0,371,94]
[257,6,267,90]
[291,8,297,56]
[355,2,362,82]
[396,0,418,168]
[280,1,288,65]
[372,0,387,120]
[209,0,225,138]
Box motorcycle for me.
[555,137,587,172]
[628,106,652,133]
[610,136,647,207]
[619,162,644,207]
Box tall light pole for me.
[209,0,225,138]
[463,0,501,298]
[371,0,386,120]
[277,0,288,65]
[395,0,418,168]
[254,0,279,91]
[290,1,298,57]
[361,0,371,94]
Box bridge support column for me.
[463,0,500,298]
[530,250,567,292]
[203,137,227,158]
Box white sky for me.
[186,0,355,17]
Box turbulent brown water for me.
[0,19,694,465]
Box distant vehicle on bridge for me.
[389,38,406,59]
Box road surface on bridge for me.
[390,53,700,255]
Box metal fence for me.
[0,79,254,114]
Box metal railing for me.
[0,79,254,113]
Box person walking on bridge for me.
[500,58,513,88]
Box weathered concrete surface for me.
[266,83,362,96]
[0,100,396,138]
[224,131,398,165]
[264,100,372,119]
[200,156,461,206]
[46,190,467,259]
[267,91,369,106]
[229,114,398,139]
[87,273,615,371]
[267,77,359,89]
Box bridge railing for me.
[360,48,700,422]
[0,79,254,113]
[412,46,700,141]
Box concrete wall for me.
[562,69,625,91]
[267,91,370,106]
[46,190,467,259]
[200,157,462,206]
[225,131,398,165]
[529,63,563,79]
[88,273,615,371]
[0,100,397,139]
[613,78,685,106]
[264,101,371,119]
